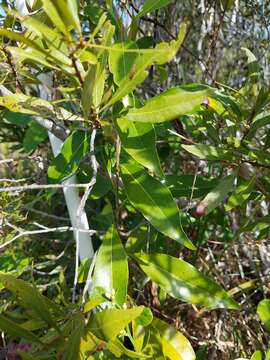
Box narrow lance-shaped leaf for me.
[87,306,144,342]
[116,118,163,177]
[196,174,236,216]
[134,253,239,309]
[122,85,210,124]
[151,318,195,360]
[92,225,128,306]
[120,155,195,250]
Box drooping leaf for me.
[48,131,90,182]
[87,306,144,342]
[121,85,210,123]
[116,118,163,177]
[196,174,236,216]
[152,318,195,360]
[138,0,174,17]
[92,225,128,306]
[134,253,239,309]
[120,156,195,250]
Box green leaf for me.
[181,143,234,160]
[257,299,270,331]
[48,131,90,183]
[0,273,61,332]
[63,314,85,360]
[165,175,219,198]
[42,0,70,37]
[23,121,48,152]
[82,63,106,116]
[196,174,236,216]
[138,0,174,17]
[120,156,195,250]
[251,351,262,360]
[134,253,239,309]
[242,47,260,81]
[121,85,210,123]
[116,118,163,177]
[152,318,195,360]
[87,306,144,342]
[0,315,43,344]
[104,25,186,109]
[92,225,128,306]
[241,214,270,233]
[7,46,60,70]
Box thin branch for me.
[0,225,97,250]
[0,182,91,193]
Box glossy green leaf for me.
[48,131,90,182]
[196,174,236,215]
[120,156,195,250]
[116,118,163,177]
[181,143,234,160]
[166,175,219,198]
[122,85,210,123]
[257,299,270,331]
[152,318,195,360]
[87,306,144,342]
[138,0,174,17]
[92,225,128,306]
[0,315,43,344]
[134,253,239,309]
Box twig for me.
[0,182,92,193]
[0,225,97,250]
